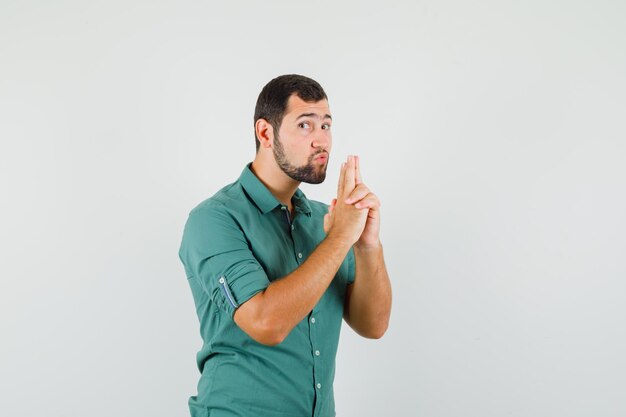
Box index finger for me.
[355,155,362,185]
[343,155,356,197]
[337,162,346,198]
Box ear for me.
[255,119,274,150]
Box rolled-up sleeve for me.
[179,204,270,319]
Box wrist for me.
[354,239,382,252]
[326,229,356,250]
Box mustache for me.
[312,151,329,159]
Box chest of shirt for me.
[233,207,325,281]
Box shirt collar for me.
[239,163,312,216]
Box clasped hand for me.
[323,155,381,249]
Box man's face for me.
[272,94,332,184]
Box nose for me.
[312,131,331,151]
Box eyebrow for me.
[295,112,332,121]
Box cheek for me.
[318,134,332,154]
[282,137,308,160]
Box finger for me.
[330,198,337,212]
[323,212,331,233]
[337,162,346,199]
[345,184,370,204]
[343,155,356,197]
[354,194,381,210]
[355,155,362,185]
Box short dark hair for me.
[253,74,328,152]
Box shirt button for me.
[316,383,322,389]
[310,317,316,324]
[315,350,320,356]
[291,225,295,231]
[298,252,302,258]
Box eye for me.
[298,122,311,129]
[322,123,331,130]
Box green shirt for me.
[178,163,355,417]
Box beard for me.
[273,133,328,184]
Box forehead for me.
[283,94,331,120]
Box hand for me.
[323,155,369,246]
[324,155,381,249]
[345,155,381,249]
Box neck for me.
[250,156,300,209]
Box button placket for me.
[280,205,292,226]
[284,205,304,263]
[308,311,322,400]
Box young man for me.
[178,74,392,417]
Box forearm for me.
[347,243,392,338]
[258,233,353,340]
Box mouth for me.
[314,152,328,162]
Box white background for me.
[1,1,625,416]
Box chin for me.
[305,174,326,185]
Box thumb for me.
[323,212,331,234]
[329,198,337,213]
